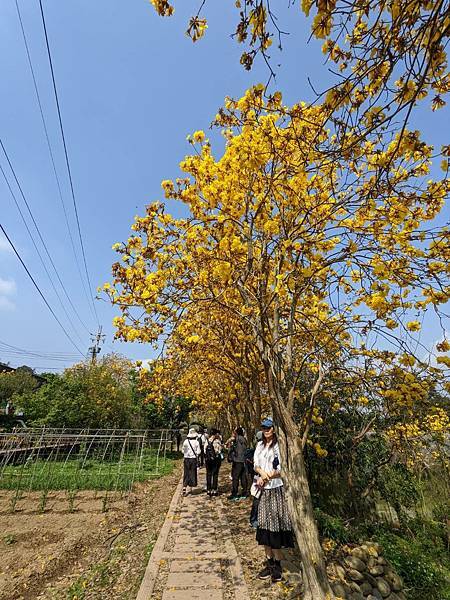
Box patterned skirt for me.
[256,486,294,549]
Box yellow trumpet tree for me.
[139,304,268,429]
[106,88,449,599]
[149,0,449,166]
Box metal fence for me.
[0,428,175,512]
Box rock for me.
[346,556,367,572]
[349,593,365,600]
[367,557,378,568]
[349,581,362,592]
[365,574,379,587]
[366,542,382,553]
[385,594,402,600]
[351,547,369,562]
[377,557,387,565]
[332,582,348,599]
[335,564,347,580]
[368,566,385,576]
[348,569,365,582]
[376,578,391,598]
[360,581,373,596]
[370,589,383,600]
[384,570,403,591]
[396,593,407,600]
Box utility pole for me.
[89,325,105,364]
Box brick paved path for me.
[137,469,250,600]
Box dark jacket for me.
[232,435,247,463]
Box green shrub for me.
[377,531,450,600]
[314,508,350,543]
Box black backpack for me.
[205,440,217,463]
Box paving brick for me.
[175,534,218,545]
[172,543,217,555]
[167,572,223,588]
[163,590,223,600]
[170,560,221,573]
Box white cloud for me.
[0,296,15,310]
[0,236,12,253]
[0,276,16,311]
[0,277,16,296]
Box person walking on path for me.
[199,428,208,468]
[182,428,201,495]
[227,427,248,500]
[205,429,223,496]
[253,417,294,583]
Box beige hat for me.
[188,428,198,437]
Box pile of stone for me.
[328,541,407,600]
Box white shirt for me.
[253,441,283,489]
[182,437,201,458]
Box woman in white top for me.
[253,417,294,583]
[182,428,201,495]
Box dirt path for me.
[0,464,181,600]
[137,468,250,599]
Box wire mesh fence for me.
[0,428,176,513]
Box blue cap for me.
[261,417,274,428]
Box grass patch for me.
[0,449,174,491]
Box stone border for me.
[136,477,183,600]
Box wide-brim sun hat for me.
[261,417,274,428]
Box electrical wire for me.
[0,339,80,358]
[0,148,85,347]
[0,351,80,363]
[38,0,100,326]
[14,0,93,335]
[0,223,85,357]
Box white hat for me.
[188,428,198,437]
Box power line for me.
[14,0,93,335]
[38,0,100,326]
[0,341,80,362]
[0,339,80,358]
[0,141,85,346]
[0,351,80,363]
[0,222,85,357]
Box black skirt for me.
[256,486,294,549]
[183,457,198,487]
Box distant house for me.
[0,362,46,384]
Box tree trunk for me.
[275,411,335,600]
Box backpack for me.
[205,440,217,463]
[244,447,256,477]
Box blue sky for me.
[0,1,448,372]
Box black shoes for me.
[271,560,282,582]
[258,558,274,580]
[257,558,282,582]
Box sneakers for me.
[271,560,282,582]
[257,559,283,583]
[258,558,274,580]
